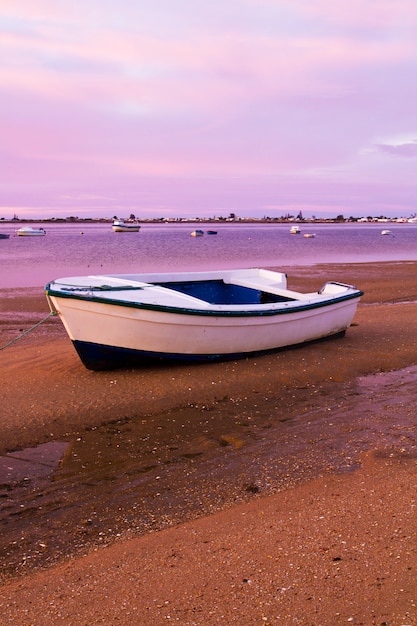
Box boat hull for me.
[72,330,347,370]
[47,288,360,370]
[16,228,46,236]
[112,225,140,232]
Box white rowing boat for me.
[45,268,363,370]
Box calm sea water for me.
[1,221,416,288]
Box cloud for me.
[375,140,417,158]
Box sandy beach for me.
[1,261,417,625]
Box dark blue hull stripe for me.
[73,331,346,371]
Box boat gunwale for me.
[45,284,363,318]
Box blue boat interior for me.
[159,279,295,304]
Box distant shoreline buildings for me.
[1,213,416,225]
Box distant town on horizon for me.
[2,211,417,225]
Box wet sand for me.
[1,261,417,624]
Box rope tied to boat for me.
[0,311,58,352]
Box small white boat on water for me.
[191,229,204,237]
[112,220,141,232]
[381,230,392,236]
[16,227,46,236]
[45,268,363,371]
[303,233,316,238]
[290,225,301,234]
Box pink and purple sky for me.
[2,0,417,220]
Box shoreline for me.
[1,261,417,624]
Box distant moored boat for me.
[16,227,46,236]
[112,220,141,232]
